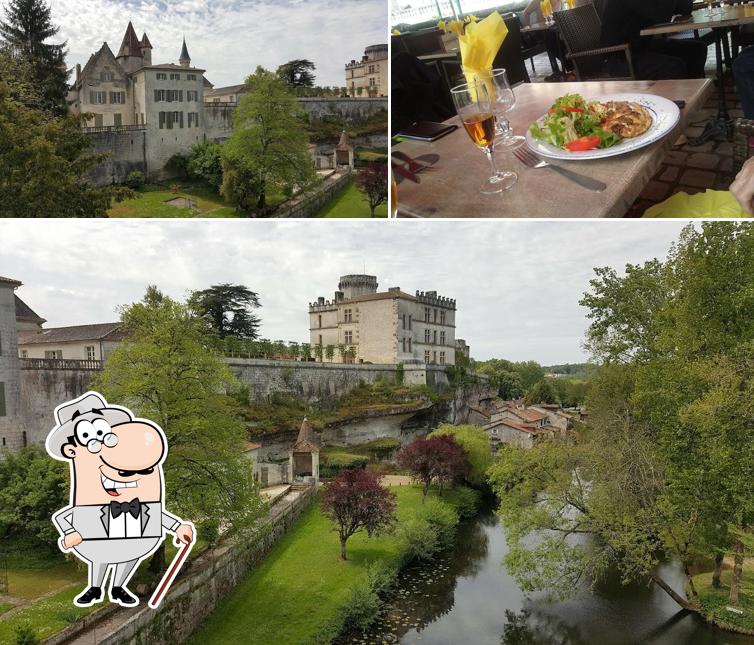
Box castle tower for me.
[0,276,23,452]
[338,275,378,300]
[140,32,152,66]
[179,37,191,68]
[116,21,145,74]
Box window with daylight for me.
[440,310,446,325]
[369,78,376,87]
[156,72,167,80]
[440,352,446,365]
[187,74,197,80]
[424,307,430,322]
[45,350,62,359]
[170,73,181,80]
[344,309,353,323]
[424,329,430,343]
[110,92,125,104]
[440,331,446,345]
[368,65,375,73]
[424,350,430,364]
[90,91,106,104]
[20,350,28,358]
[344,331,353,344]
[85,346,96,361]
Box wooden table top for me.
[393,79,712,218]
[641,4,754,36]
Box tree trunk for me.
[712,552,724,589]
[340,536,348,561]
[422,480,430,501]
[730,540,744,605]
[684,563,699,600]
[649,572,696,611]
[257,179,266,212]
[370,203,376,217]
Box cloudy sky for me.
[50,0,386,87]
[0,220,695,364]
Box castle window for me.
[368,65,374,73]
[110,92,125,104]
[230,95,236,102]
[0,382,4,416]
[114,114,122,127]
[344,331,353,344]
[1,437,5,446]
[188,112,200,127]
[159,111,165,129]
[156,72,167,80]
[85,346,96,361]
[187,90,198,101]
[424,350,430,364]
[174,111,183,128]
[0,331,2,354]
[20,350,27,358]
[318,315,322,329]
[344,309,352,323]
[101,71,114,81]
[424,307,430,322]
[440,331,446,345]
[433,351,437,363]
[369,77,376,87]
[402,338,406,353]
[187,74,197,81]
[408,315,412,330]
[408,338,412,352]
[434,309,438,323]
[170,73,181,80]
[439,352,446,365]
[424,329,430,343]
[440,310,446,325]
[402,314,406,330]
[90,91,106,104]
[433,330,437,344]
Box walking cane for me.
[148,535,194,609]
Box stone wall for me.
[275,169,351,218]
[45,485,317,645]
[0,285,22,451]
[18,363,98,446]
[227,357,449,403]
[82,127,147,185]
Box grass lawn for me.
[190,486,426,645]
[315,180,387,218]
[0,602,14,615]
[694,559,754,632]
[108,182,238,217]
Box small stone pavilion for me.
[334,130,354,169]
[288,418,320,485]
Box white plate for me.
[524,93,681,161]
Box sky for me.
[0,220,698,365]
[49,0,387,88]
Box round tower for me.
[338,275,378,299]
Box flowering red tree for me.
[355,162,388,217]
[321,468,397,560]
[396,435,471,499]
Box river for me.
[340,507,754,645]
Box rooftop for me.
[291,418,320,453]
[0,275,22,287]
[14,296,46,325]
[205,84,246,97]
[484,418,542,435]
[18,323,124,345]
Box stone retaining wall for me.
[82,128,147,185]
[275,169,352,218]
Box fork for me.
[513,146,607,193]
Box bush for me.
[13,624,39,645]
[397,516,439,562]
[395,363,405,385]
[447,485,482,519]
[165,153,190,179]
[339,577,381,632]
[320,453,369,479]
[419,498,459,550]
[124,170,145,190]
[188,142,224,191]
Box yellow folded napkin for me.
[459,11,509,97]
[643,190,751,218]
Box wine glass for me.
[450,79,518,195]
[477,68,526,150]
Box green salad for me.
[529,94,622,152]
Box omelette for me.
[589,101,653,139]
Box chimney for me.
[318,297,325,305]
[76,63,81,83]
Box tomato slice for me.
[565,135,601,152]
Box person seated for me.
[733,47,754,118]
[601,0,708,80]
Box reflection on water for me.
[338,507,754,645]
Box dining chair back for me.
[492,14,531,85]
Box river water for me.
[341,508,754,645]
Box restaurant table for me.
[522,21,563,76]
[641,5,754,143]
[393,79,712,218]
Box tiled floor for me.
[526,47,742,217]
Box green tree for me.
[512,361,545,390]
[188,283,261,339]
[476,358,523,399]
[276,59,316,87]
[0,447,68,548]
[313,343,324,362]
[221,66,317,215]
[325,344,335,362]
[94,286,266,566]
[0,80,133,216]
[430,424,491,488]
[187,141,224,191]
[524,379,558,405]
[0,0,68,116]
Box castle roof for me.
[137,63,205,72]
[72,42,122,90]
[117,21,142,58]
[141,32,152,49]
[291,418,319,453]
[0,276,22,287]
[342,290,416,305]
[180,37,190,62]
[18,323,124,345]
[14,296,46,325]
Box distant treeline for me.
[542,363,597,380]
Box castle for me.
[345,45,388,97]
[309,275,460,366]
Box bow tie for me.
[110,498,141,519]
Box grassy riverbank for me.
[190,485,474,645]
[693,560,754,634]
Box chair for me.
[553,3,634,81]
[733,118,754,174]
[394,29,446,58]
[492,14,531,86]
